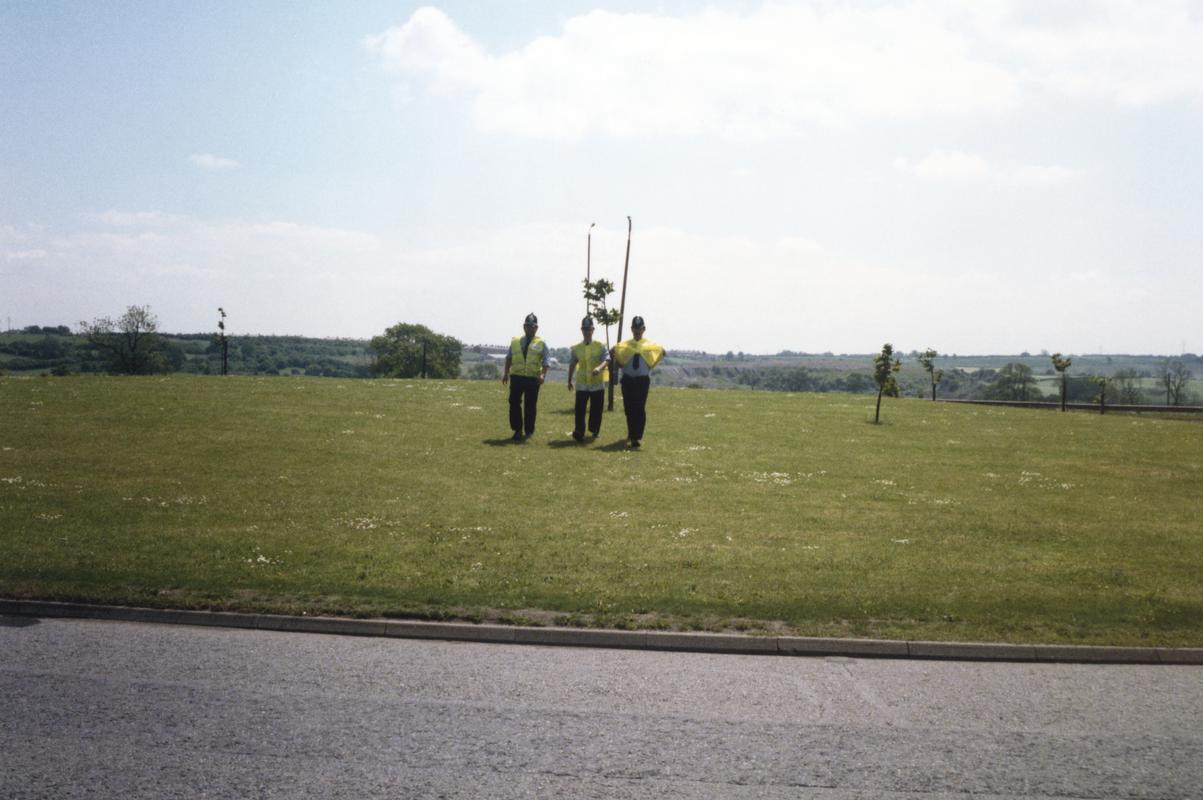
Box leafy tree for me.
[215,307,229,375]
[1112,368,1144,405]
[78,305,171,374]
[917,348,942,400]
[1050,353,1072,411]
[583,278,622,409]
[370,323,462,378]
[1160,359,1192,406]
[872,343,901,424]
[1090,375,1112,414]
[986,362,1038,401]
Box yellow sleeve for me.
[641,341,665,369]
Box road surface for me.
[2,615,1200,798]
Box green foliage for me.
[986,362,1039,401]
[1050,353,1073,410]
[872,343,901,423]
[917,348,942,400]
[370,323,463,379]
[215,307,229,376]
[582,278,622,344]
[1090,374,1112,413]
[78,305,172,375]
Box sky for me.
[2,0,1201,355]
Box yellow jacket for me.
[613,338,664,370]
[571,341,609,387]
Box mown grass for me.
[1,374,1200,646]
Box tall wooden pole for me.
[609,216,632,411]
[585,222,595,315]
[617,216,631,344]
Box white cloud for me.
[991,0,1203,106]
[189,153,241,170]
[93,210,186,227]
[368,2,1203,141]
[4,249,48,261]
[893,150,1081,185]
[367,5,1019,140]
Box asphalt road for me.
[2,615,1201,799]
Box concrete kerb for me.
[2,599,1201,665]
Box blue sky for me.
[3,1,1201,354]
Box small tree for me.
[1050,353,1072,411]
[78,305,170,375]
[370,323,462,378]
[1090,374,1112,414]
[583,278,622,410]
[1160,359,1191,406]
[872,343,901,424]
[917,348,942,400]
[216,307,229,376]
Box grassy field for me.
[1,374,1200,646]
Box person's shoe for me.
[512,431,523,442]
[630,439,641,448]
[572,431,584,442]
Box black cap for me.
[631,315,645,328]
[524,313,538,325]
[581,316,594,329]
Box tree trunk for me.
[875,388,883,423]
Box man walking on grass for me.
[567,316,610,442]
[612,315,664,448]
[501,313,550,442]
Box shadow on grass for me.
[546,439,585,449]
[596,439,633,452]
[481,437,525,447]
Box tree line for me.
[3,307,1197,408]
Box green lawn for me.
[2,374,1200,646]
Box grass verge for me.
[1,374,1200,646]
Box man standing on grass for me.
[567,316,610,442]
[501,313,550,442]
[612,315,664,448]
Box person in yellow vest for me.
[501,312,550,442]
[567,316,611,442]
[611,315,664,448]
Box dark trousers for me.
[620,376,650,440]
[508,375,541,436]
[574,390,604,437]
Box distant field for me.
[1,375,1200,646]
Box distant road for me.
[3,616,1201,799]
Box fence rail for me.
[936,399,1203,414]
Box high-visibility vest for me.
[571,341,609,387]
[509,336,546,377]
[613,338,665,370]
